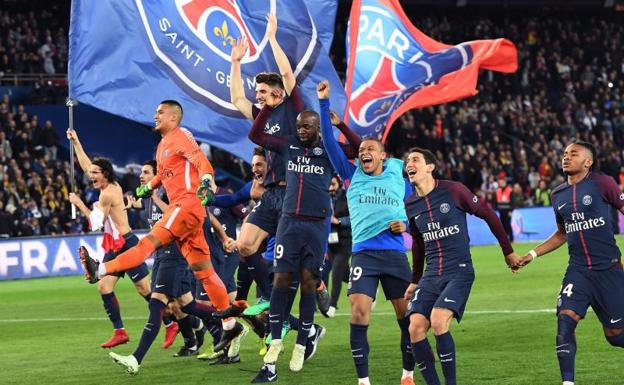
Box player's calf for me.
[556,313,579,383]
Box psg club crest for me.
[313,147,323,156]
[347,3,474,137]
[440,203,450,214]
[582,195,592,206]
[136,0,318,115]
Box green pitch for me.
[2,241,623,385]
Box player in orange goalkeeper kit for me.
[93,100,243,374]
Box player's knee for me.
[151,292,168,305]
[430,317,449,335]
[556,313,578,347]
[409,320,427,340]
[273,272,292,289]
[350,304,370,324]
[605,329,624,347]
[97,278,114,294]
[135,278,151,297]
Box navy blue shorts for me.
[194,276,209,301]
[151,244,193,298]
[102,233,149,282]
[274,215,326,275]
[347,250,411,300]
[557,263,624,328]
[205,226,225,278]
[406,264,475,322]
[222,251,240,293]
[246,186,285,235]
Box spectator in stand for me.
[495,172,514,241]
[534,179,552,207]
[511,183,525,208]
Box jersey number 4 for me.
[561,283,574,297]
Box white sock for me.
[265,363,276,373]
[402,369,413,379]
[98,263,107,276]
[563,382,574,385]
[222,318,235,330]
[308,324,316,338]
[358,377,371,385]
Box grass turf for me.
[1,240,623,385]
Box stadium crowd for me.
[1,6,624,238]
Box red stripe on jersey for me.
[295,148,307,215]
[573,184,593,269]
[424,195,444,275]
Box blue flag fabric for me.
[69,0,344,162]
[344,0,517,142]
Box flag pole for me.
[66,97,79,219]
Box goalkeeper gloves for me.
[136,183,153,198]
[197,174,215,206]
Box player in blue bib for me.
[518,141,624,385]
[403,148,519,385]
[318,81,416,385]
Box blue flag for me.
[69,0,345,161]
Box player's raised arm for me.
[318,81,355,183]
[267,13,295,96]
[66,128,92,172]
[330,110,362,158]
[230,37,254,120]
[248,104,287,152]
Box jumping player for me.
[229,14,304,315]
[90,100,243,374]
[248,105,329,381]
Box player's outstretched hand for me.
[266,13,277,40]
[517,254,534,267]
[329,110,341,126]
[505,252,522,273]
[317,80,330,99]
[125,194,137,210]
[231,37,248,62]
[389,220,406,234]
[223,237,237,253]
[404,283,418,301]
[136,184,153,198]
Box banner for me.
[344,0,517,141]
[0,232,151,281]
[69,0,345,161]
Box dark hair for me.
[360,137,385,151]
[143,159,157,174]
[252,146,266,158]
[255,72,284,90]
[91,157,118,184]
[160,99,183,121]
[407,147,437,165]
[571,140,595,162]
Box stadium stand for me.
[1,2,623,237]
